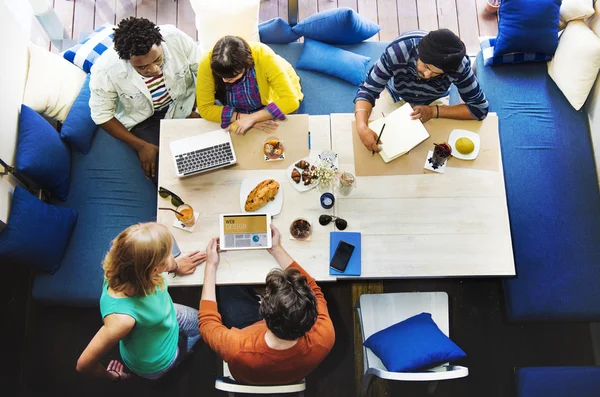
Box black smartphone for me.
[330,241,355,272]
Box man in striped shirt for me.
[354,29,489,153]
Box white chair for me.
[214,361,306,396]
[356,292,469,397]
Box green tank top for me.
[100,277,178,375]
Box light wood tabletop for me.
[331,113,515,278]
[157,115,337,286]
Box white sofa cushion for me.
[560,0,595,23]
[190,0,260,54]
[23,43,87,123]
[548,20,600,110]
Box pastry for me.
[301,169,313,186]
[245,179,280,211]
[295,160,310,170]
[264,140,284,160]
[291,168,301,184]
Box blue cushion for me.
[62,23,115,73]
[480,37,551,66]
[296,39,370,86]
[60,75,97,154]
[476,52,600,321]
[363,313,466,372]
[0,186,77,273]
[517,367,600,397]
[259,18,300,44]
[291,8,380,45]
[32,129,156,306]
[494,0,561,56]
[17,105,71,201]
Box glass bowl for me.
[290,218,312,240]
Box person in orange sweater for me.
[198,225,335,385]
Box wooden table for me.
[330,113,515,278]
[158,115,337,286]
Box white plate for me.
[239,178,283,215]
[287,157,319,192]
[448,129,481,160]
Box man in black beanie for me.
[354,29,489,153]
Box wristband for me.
[435,105,439,119]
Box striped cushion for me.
[479,37,552,66]
[62,24,115,73]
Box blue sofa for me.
[516,367,600,397]
[476,53,600,322]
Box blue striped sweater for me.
[354,31,489,120]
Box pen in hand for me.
[372,112,386,157]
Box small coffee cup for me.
[320,193,335,209]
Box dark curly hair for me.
[113,17,163,60]
[211,36,254,104]
[259,268,318,341]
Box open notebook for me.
[369,103,430,163]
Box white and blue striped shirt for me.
[355,31,489,120]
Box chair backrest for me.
[215,362,307,394]
[358,292,449,372]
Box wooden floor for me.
[31,0,498,55]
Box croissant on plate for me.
[245,179,280,211]
[295,160,310,170]
[291,168,301,184]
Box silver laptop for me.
[169,129,237,177]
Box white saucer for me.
[239,178,283,215]
[287,157,319,192]
[448,129,481,160]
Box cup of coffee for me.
[176,204,196,227]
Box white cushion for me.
[190,0,260,54]
[548,20,600,110]
[560,0,595,23]
[23,43,87,122]
[588,1,600,37]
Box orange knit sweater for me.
[198,262,335,385]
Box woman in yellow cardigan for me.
[196,36,303,135]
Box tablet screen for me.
[222,214,270,249]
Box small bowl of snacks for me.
[263,136,285,161]
[290,218,312,241]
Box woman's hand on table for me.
[253,120,278,133]
[227,114,256,135]
[175,251,207,275]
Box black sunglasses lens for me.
[335,219,347,230]
[319,215,332,226]
[158,188,169,198]
[171,196,184,207]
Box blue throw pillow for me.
[17,105,71,201]
[494,0,561,57]
[292,8,380,45]
[296,39,370,86]
[0,186,77,273]
[62,23,115,73]
[60,75,97,154]
[480,37,552,66]
[259,17,300,44]
[363,312,466,372]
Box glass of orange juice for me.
[176,204,195,227]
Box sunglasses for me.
[158,187,184,207]
[319,215,348,230]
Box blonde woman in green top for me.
[76,222,206,381]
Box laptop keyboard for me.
[175,143,234,175]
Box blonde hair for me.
[103,222,173,297]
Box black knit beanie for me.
[418,29,466,72]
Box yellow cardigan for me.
[196,42,303,123]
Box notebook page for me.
[368,103,430,163]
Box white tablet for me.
[219,213,272,250]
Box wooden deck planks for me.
[338,0,358,11]
[157,0,177,25]
[94,0,116,28]
[136,0,158,23]
[476,0,498,37]
[299,0,318,21]
[437,0,459,34]
[456,0,481,55]
[259,0,280,22]
[177,0,197,40]
[357,0,379,41]
[396,0,418,34]
[116,0,137,23]
[416,0,439,32]
[51,0,75,52]
[376,0,399,40]
[73,0,95,41]
[318,0,338,12]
